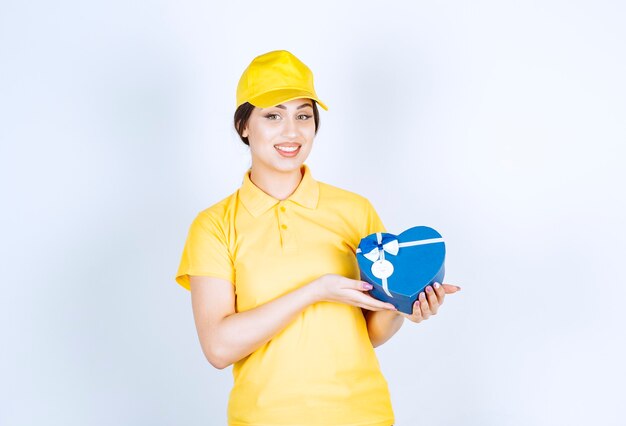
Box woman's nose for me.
[281,116,299,137]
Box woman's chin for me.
[263,157,309,173]
[273,161,305,174]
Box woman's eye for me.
[264,113,311,120]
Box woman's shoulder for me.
[317,180,372,205]
[194,191,238,226]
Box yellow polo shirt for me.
[176,164,394,426]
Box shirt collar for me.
[239,164,320,218]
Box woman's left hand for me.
[400,282,460,323]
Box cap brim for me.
[248,88,328,111]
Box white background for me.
[1,0,625,425]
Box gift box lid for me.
[356,226,446,297]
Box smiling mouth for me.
[275,145,300,152]
[274,144,301,156]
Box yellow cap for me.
[236,50,328,111]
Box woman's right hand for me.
[310,274,398,311]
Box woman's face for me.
[242,97,316,174]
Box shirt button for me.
[280,206,286,212]
[281,224,288,230]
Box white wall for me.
[1,0,624,424]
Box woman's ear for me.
[242,125,248,138]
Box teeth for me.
[276,146,299,152]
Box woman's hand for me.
[400,282,461,323]
[311,274,398,312]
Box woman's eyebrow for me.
[274,103,313,110]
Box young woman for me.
[176,49,460,426]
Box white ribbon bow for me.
[366,233,397,297]
[363,237,399,263]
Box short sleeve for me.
[363,197,387,235]
[175,212,235,291]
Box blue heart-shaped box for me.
[356,226,446,314]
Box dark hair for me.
[233,100,321,146]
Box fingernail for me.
[426,286,433,293]
[456,286,462,291]
[419,292,425,300]
[415,300,420,307]
[362,282,373,290]
[434,282,441,289]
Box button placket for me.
[277,202,287,236]
[277,201,296,252]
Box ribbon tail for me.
[381,277,393,298]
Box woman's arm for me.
[363,310,405,348]
[190,275,316,369]
[189,274,397,369]
[363,283,462,347]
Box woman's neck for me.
[249,165,303,201]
